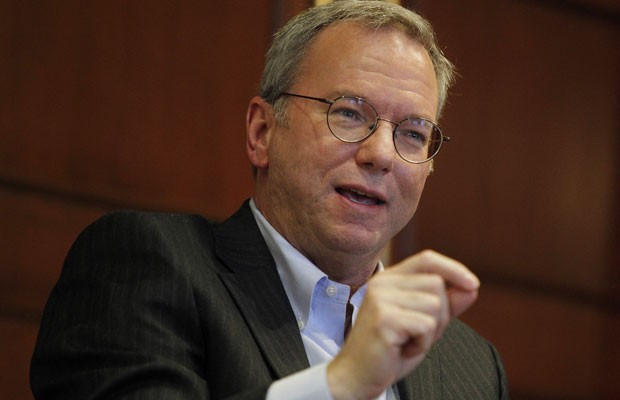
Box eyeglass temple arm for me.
[280,92,334,105]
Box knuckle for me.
[421,314,438,335]
[427,294,442,314]
[418,249,438,262]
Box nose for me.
[354,119,397,173]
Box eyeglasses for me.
[280,92,450,164]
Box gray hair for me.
[259,0,456,121]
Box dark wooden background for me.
[1,0,618,398]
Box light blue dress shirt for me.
[250,200,396,400]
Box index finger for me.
[393,249,480,292]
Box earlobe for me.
[246,96,274,169]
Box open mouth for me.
[336,187,385,206]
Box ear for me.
[246,96,275,170]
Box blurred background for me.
[1,0,618,398]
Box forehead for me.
[294,21,439,118]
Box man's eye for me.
[404,131,426,142]
[333,108,361,120]
[329,107,367,129]
[399,131,429,149]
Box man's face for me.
[252,21,439,271]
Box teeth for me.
[337,188,382,205]
[350,188,372,197]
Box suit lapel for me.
[213,201,310,379]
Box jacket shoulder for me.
[62,210,220,280]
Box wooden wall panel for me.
[532,0,620,17]
[1,1,274,398]
[0,1,265,219]
[461,283,619,398]
[414,0,618,294]
[0,318,40,400]
[404,0,620,398]
[2,0,618,399]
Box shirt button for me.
[297,318,305,330]
[326,286,338,297]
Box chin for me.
[327,228,387,256]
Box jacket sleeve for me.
[30,211,269,400]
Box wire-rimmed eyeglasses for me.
[280,92,449,164]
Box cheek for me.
[267,135,332,195]
[395,167,430,210]
[293,135,352,178]
[271,118,333,160]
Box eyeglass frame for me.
[278,92,450,164]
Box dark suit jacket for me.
[31,201,509,399]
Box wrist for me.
[327,357,377,400]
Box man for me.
[31,1,509,399]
